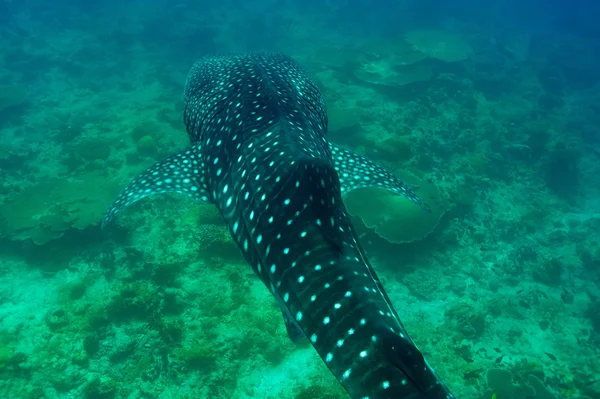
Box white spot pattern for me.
[102,52,454,399]
[330,143,430,213]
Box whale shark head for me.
[103,52,454,399]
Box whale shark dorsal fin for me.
[329,142,431,212]
[102,143,211,227]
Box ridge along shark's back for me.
[103,52,456,399]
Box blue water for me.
[0,1,599,398]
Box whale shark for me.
[103,52,455,399]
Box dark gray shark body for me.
[103,53,455,399]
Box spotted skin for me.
[329,142,430,212]
[102,143,210,227]
[103,53,454,399]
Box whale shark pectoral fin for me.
[102,144,210,228]
[328,142,431,213]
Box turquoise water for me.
[0,1,599,398]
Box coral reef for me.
[485,366,558,399]
[444,301,487,340]
[344,170,449,244]
[402,268,446,301]
[0,4,598,399]
[0,171,120,244]
[486,368,535,399]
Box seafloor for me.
[0,2,599,399]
